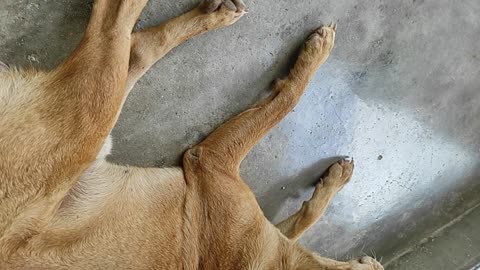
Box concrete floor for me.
[1,0,480,267]
[388,204,480,270]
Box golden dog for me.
[0,0,384,269]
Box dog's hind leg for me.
[184,24,336,177]
[0,0,150,251]
[28,0,152,193]
[276,159,353,241]
[125,0,247,92]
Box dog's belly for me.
[11,163,188,269]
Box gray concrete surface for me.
[387,204,480,270]
[1,0,480,267]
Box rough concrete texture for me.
[387,204,480,270]
[1,0,480,266]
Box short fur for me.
[0,0,384,269]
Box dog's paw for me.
[301,23,337,65]
[319,158,353,191]
[348,256,384,270]
[199,0,246,13]
[198,0,247,26]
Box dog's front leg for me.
[184,24,337,177]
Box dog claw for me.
[327,22,337,32]
[224,0,236,11]
[232,0,247,11]
[0,61,8,70]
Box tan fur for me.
[0,0,384,269]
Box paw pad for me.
[199,0,247,14]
